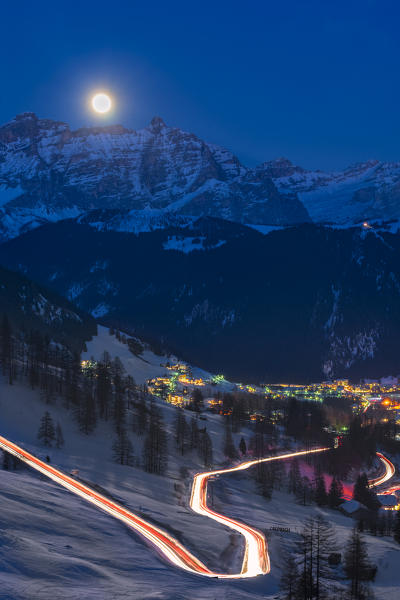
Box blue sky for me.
[1,0,399,169]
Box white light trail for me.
[0,434,329,578]
[369,452,396,488]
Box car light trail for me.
[369,452,396,488]
[190,447,329,578]
[0,435,211,576]
[0,434,328,579]
[341,452,396,500]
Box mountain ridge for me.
[1,112,400,243]
[0,112,306,241]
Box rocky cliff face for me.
[2,113,400,243]
[0,113,309,241]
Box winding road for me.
[0,435,396,579]
[0,434,328,579]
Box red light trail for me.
[0,434,396,578]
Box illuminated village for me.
[79,353,400,517]
[146,363,400,417]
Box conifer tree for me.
[96,352,112,420]
[386,511,394,537]
[174,408,188,455]
[250,420,264,460]
[353,473,380,511]
[190,416,199,450]
[143,400,168,474]
[288,458,302,494]
[314,515,336,599]
[298,475,314,506]
[314,469,328,506]
[198,428,213,467]
[55,423,64,448]
[299,517,316,600]
[136,393,147,435]
[328,476,344,508]
[257,462,274,499]
[344,528,376,599]
[113,362,126,434]
[231,397,246,433]
[37,411,56,446]
[250,419,265,482]
[353,473,369,504]
[64,352,81,409]
[280,553,300,600]
[113,428,134,465]
[124,375,137,409]
[76,378,97,434]
[271,458,286,491]
[298,516,337,600]
[377,513,386,536]
[191,388,204,412]
[223,418,238,460]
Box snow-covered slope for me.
[1,381,400,599]
[82,325,215,386]
[258,158,400,228]
[0,382,240,599]
[82,325,172,385]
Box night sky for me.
[1,0,400,169]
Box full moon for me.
[92,93,112,114]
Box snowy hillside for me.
[1,380,400,599]
[0,382,241,599]
[82,325,173,385]
[82,325,219,389]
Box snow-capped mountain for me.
[2,113,400,243]
[0,113,308,241]
[2,112,400,380]
[258,158,400,227]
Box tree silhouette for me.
[37,411,56,446]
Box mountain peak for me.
[269,157,294,167]
[256,157,305,178]
[149,116,167,133]
[0,112,38,131]
[0,112,42,143]
[14,112,38,122]
[0,113,71,144]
